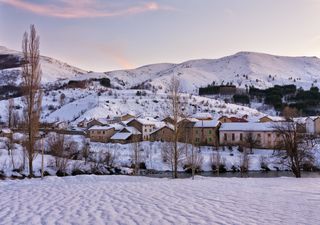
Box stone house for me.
[77,118,89,128]
[86,118,109,129]
[110,126,142,144]
[192,120,220,146]
[150,125,174,142]
[127,118,156,141]
[88,126,116,142]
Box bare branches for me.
[273,118,315,177]
[167,75,186,178]
[21,24,42,177]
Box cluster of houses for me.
[77,112,320,149]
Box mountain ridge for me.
[2,45,320,93]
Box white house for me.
[305,116,320,134]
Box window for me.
[145,129,147,132]
[208,130,212,134]
[240,133,243,141]
[149,129,152,132]
[208,137,212,142]
[268,133,271,137]
[103,131,105,134]
[195,130,199,134]
[224,133,227,141]
[257,133,261,139]
[232,133,235,141]
[196,138,200,143]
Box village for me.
[34,112,318,149]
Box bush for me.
[99,78,111,87]
[302,161,316,172]
[231,165,239,172]
[48,105,55,111]
[67,80,87,89]
[259,155,270,171]
[183,163,202,173]
[233,94,250,105]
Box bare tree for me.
[211,149,226,176]
[167,75,185,178]
[59,93,66,106]
[7,98,14,128]
[239,148,250,177]
[21,24,42,177]
[273,107,314,178]
[81,138,90,165]
[243,132,259,154]
[12,111,20,129]
[161,142,184,177]
[131,136,141,175]
[184,146,203,179]
[5,134,15,170]
[47,134,77,175]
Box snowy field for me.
[0,175,319,225]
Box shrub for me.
[99,78,111,87]
[259,155,270,171]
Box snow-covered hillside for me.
[39,89,262,124]
[0,46,86,84]
[2,45,320,93]
[100,52,320,93]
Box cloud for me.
[0,0,172,18]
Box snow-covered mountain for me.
[101,52,320,93]
[2,45,320,93]
[0,46,86,85]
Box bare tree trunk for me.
[41,136,44,179]
[21,24,42,178]
[168,75,183,179]
[7,98,14,128]
[132,137,140,175]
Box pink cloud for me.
[0,0,171,18]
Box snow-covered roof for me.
[1,128,12,134]
[150,124,174,135]
[268,116,285,122]
[194,120,220,128]
[88,125,113,131]
[183,117,199,122]
[133,118,158,126]
[109,123,125,131]
[306,116,320,121]
[96,118,110,125]
[219,122,277,132]
[293,117,308,124]
[110,132,132,140]
[121,126,141,134]
[192,112,213,120]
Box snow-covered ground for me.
[0,175,319,225]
